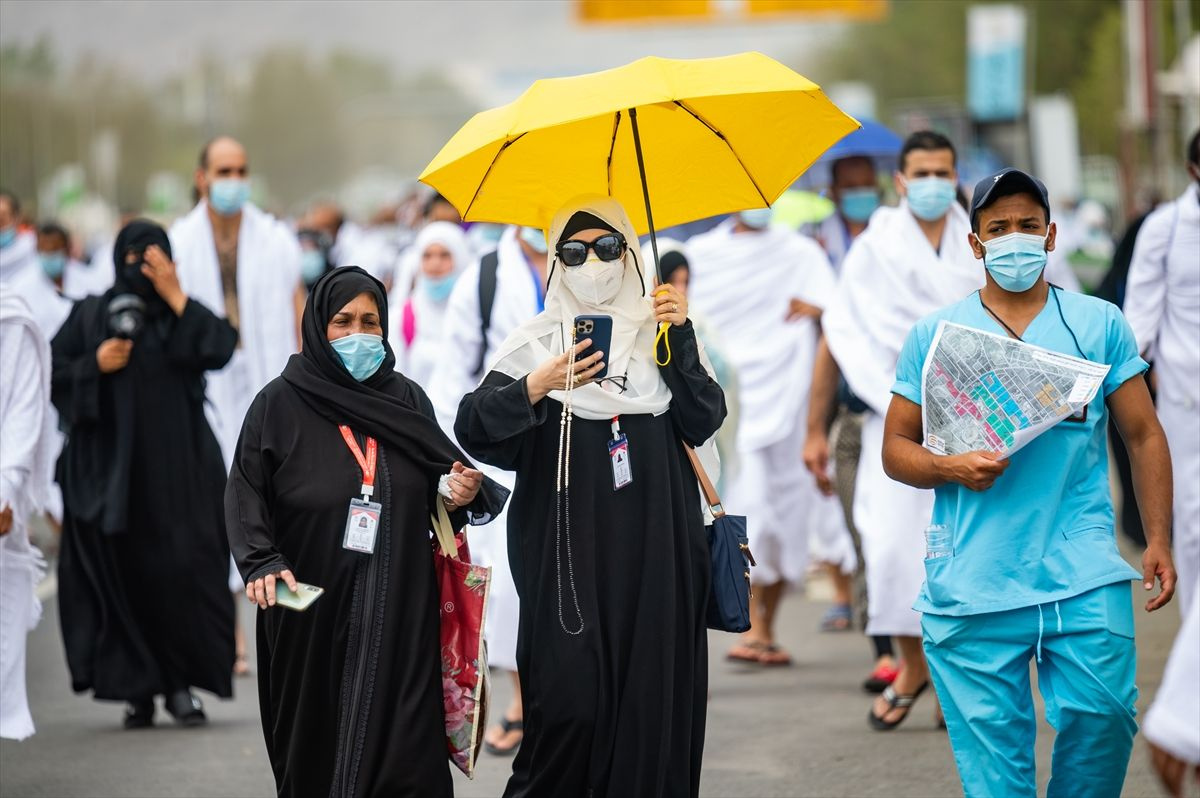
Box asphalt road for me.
[0,567,1188,798]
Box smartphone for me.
[274,581,325,612]
[574,315,612,381]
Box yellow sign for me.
[576,0,888,24]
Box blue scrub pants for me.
[922,582,1138,798]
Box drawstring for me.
[1035,602,1063,664]
[1036,605,1044,663]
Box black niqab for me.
[280,266,507,519]
[112,219,173,315]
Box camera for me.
[107,294,146,340]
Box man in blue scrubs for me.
[883,168,1177,797]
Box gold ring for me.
[672,302,679,313]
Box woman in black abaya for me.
[53,220,237,727]
[455,196,727,798]
[225,266,507,798]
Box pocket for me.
[1062,524,1109,540]
[1103,581,1136,639]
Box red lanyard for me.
[338,425,377,499]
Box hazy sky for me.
[0,0,844,103]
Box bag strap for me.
[683,444,725,519]
[431,499,459,559]
[473,250,501,378]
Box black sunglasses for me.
[555,233,627,268]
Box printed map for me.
[921,322,1110,456]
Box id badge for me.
[343,498,382,554]
[608,433,632,491]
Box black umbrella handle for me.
[628,107,661,285]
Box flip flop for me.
[868,681,929,731]
[726,640,768,663]
[484,717,524,756]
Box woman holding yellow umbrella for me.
[455,195,726,796]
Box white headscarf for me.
[413,221,471,291]
[488,195,673,421]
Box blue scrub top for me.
[893,287,1146,617]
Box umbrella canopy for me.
[419,52,859,236]
[818,118,902,162]
[791,118,903,190]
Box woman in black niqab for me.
[52,217,238,728]
[226,266,506,798]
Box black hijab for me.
[281,266,507,519]
[112,219,173,316]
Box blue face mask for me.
[301,250,327,285]
[738,207,773,229]
[838,188,880,223]
[520,226,548,254]
[208,178,250,216]
[904,177,957,221]
[39,252,67,279]
[978,231,1049,293]
[330,333,386,381]
[0,226,16,249]
[422,273,457,303]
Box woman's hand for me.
[96,338,133,373]
[445,461,483,508]
[652,284,688,327]
[246,568,298,610]
[526,338,605,403]
[142,244,188,315]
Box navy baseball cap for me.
[970,168,1050,229]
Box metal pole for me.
[628,107,661,283]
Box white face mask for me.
[560,256,624,305]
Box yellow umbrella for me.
[419,52,858,251]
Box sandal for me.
[757,644,792,667]
[483,717,523,756]
[819,604,853,632]
[726,640,768,663]
[862,662,900,694]
[868,681,929,731]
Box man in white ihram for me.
[170,136,303,675]
[687,205,841,667]
[0,292,54,740]
[1123,128,1200,616]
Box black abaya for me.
[52,292,238,702]
[228,379,460,798]
[455,321,726,798]
[224,266,506,798]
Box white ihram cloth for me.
[1124,182,1200,613]
[389,221,470,389]
[0,232,71,341]
[687,220,848,584]
[823,202,983,636]
[427,226,543,671]
[0,291,51,741]
[1143,583,1200,765]
[488,195,721,504]
[170,201,301,471]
